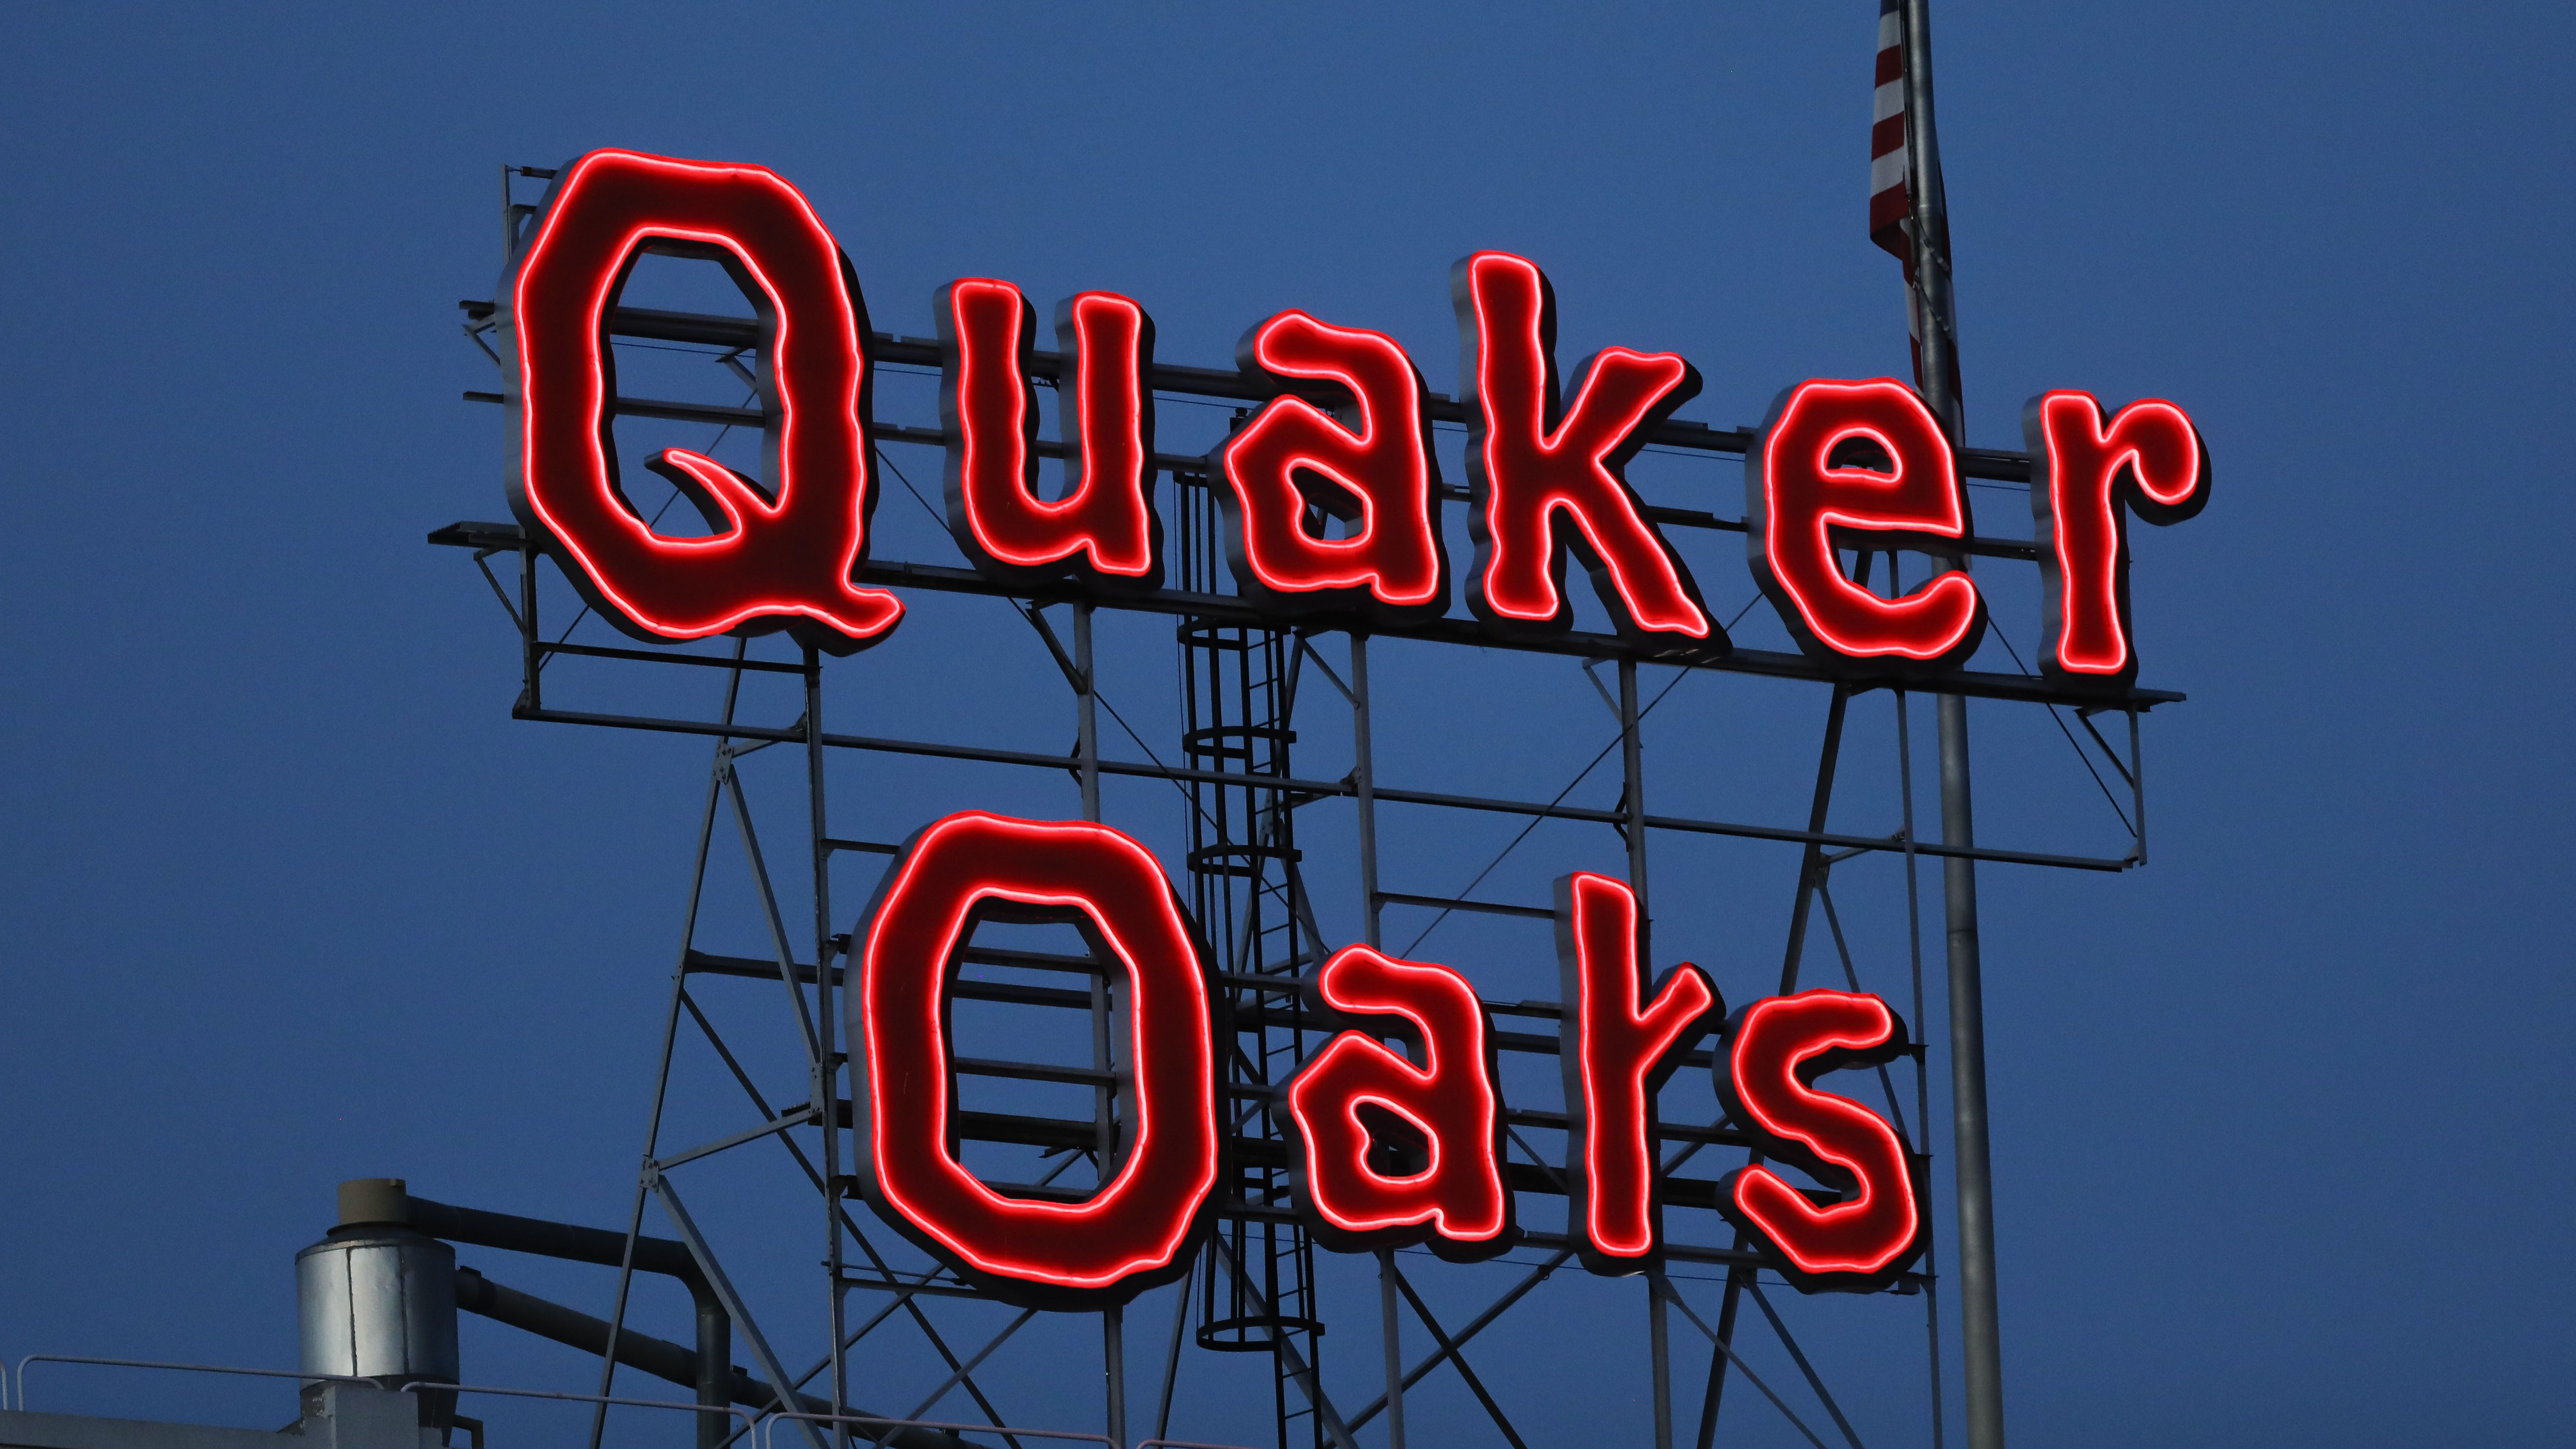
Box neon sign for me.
[492,149,2201,1306]
[502,149,2209,683]
[847,812,1926,1305]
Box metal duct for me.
[298,1179,459,1433]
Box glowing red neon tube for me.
[1554,872,1720,1273]
[504,148,902,654]
[1215,311,1448,623]
[1276,947,1514,1260]
[1715,989,1923,1294]
[937,280,1163,590]
[1746,378,1984,669]
[2025,390,2210,687]
[1452,252,1716,642]
[851,812,1217,1308]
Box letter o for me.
[850,812,1217,1308]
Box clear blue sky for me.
[1,4,2567,1447]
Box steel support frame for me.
[467,537,2115,1449]
[466,146,2168,1449]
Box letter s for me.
[1716,990,1924,1293]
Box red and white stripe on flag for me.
[1869,0,1913,274]
[1868,0,1959,418]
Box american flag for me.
[1869,0,1961,427]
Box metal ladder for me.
[1173,468,1328,1449]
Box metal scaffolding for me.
[433,145,2169,1449]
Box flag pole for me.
[1898,3,2006,1448]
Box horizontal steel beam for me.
[538,300,2035,483]
[456,389,2043,560]
[568,715,2134,871]
[685,950,1724,1071]
[430,519,2175,710]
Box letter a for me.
[1453,252,1718,643]
[1215,312,1448,624]
[1555,872,1720,1274]
[505,148,902,655]
[1277,947,1514,1261]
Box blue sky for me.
[1,4,2568,1447]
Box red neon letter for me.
[1276,947,1514,1260]
[1746,378,1984,669]
[1554,872,1720,1273]
[1716,990,1923,1294]
[1452,252,1717,642]
[852,812,1217,1308]
[504,148,902,654]
[1215,312,1448,623]
[937,280,1163,590]
[2025,390,2210,687]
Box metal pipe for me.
[651,1175,826,1449]
[1937,692,2003,1449]
[394,1187,737,1446]
[1896,0,2005,1438]
[804,646,849,1441]
[451,1269,968,1449]
[1377,1250,1404,1449]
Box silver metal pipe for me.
[1899,0,2005,1440]
[1937,694,2002,1449]
[1378,1250,1405,1449]
[806,647,850,1442]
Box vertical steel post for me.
[518,545,540,714]
[804,647,850,1443]
[1377,1250,1405,1449]
[1105,1303,1128,1449]
[1935,692,2000,1449]
[1899,1,2004,1441]
[1617,660,1649,908]
[591,647,746,1449]
[1616,660,1671,1449]
[1351,635,1381,950]
[1075,605,1101,822]
[1359,636,1396,1447]
[1648,1275,1674,1449]
[1902,0,1962,439]
[1077,604,1121,1447]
